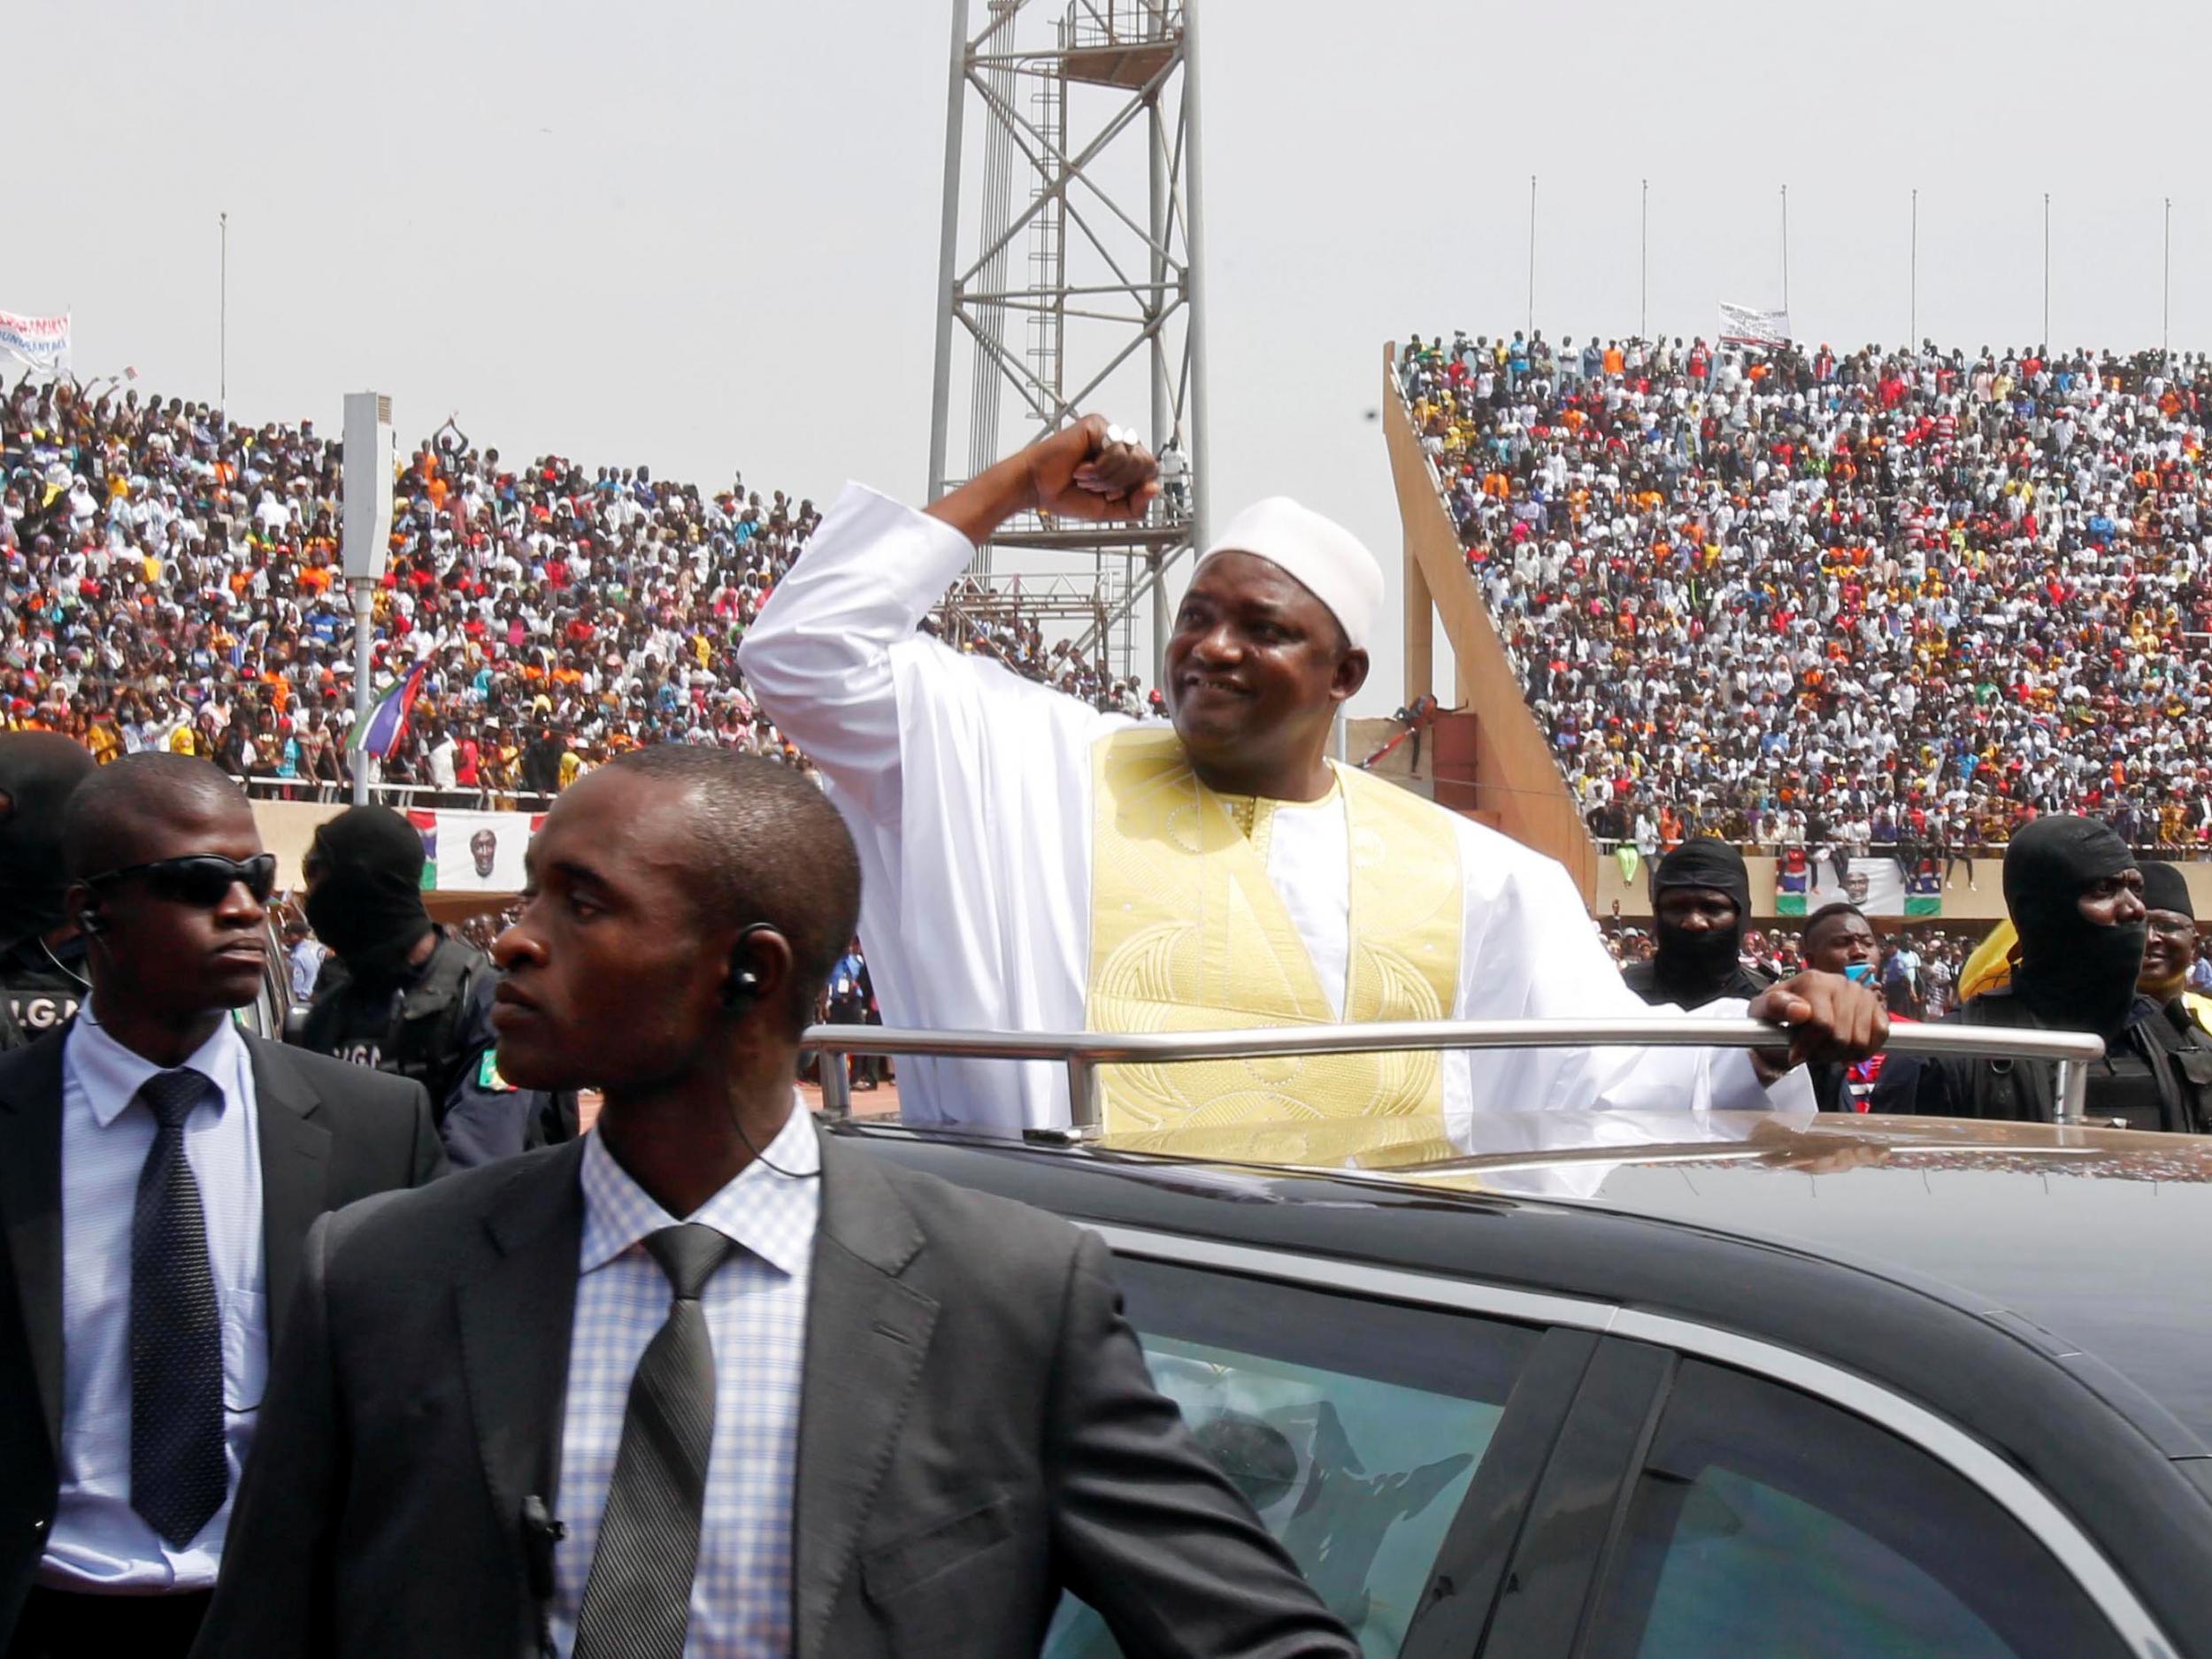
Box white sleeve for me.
[735,483,979,826]
[1449,834,1809,1147]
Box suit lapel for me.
[246,1036,333,1336]
[0,1034,68,1455]
[459,1141,586,1540]
[794,1131,940,1659]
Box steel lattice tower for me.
[926,0,1210,687]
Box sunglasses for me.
[83,853,279,908]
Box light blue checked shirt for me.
[551,1104,819,1659]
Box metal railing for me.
[229,775,558,811]
[802,1018,2107,1139]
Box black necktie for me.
[130,1067,228,1548]
[572,1223,739,1659]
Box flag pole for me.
[1526,174,1537,338]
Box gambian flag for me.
[348,662,426,760]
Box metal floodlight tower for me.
[926,0,1211,687]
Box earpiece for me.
[721,922,775,1011]
[722,965,763,1010]
[77,909,104,936]
[717,921,819,1182]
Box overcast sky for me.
[12,0,2207,714]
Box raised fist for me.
[1024,415,1161,522]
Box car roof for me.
[1074,1110,2212,1449]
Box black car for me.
[839,1110,2210,1659]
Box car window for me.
[1584,1359,2131,1659]
[1043,1256,1539,1659]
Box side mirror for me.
[283,1003,311,1045]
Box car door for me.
[1479,1342,2145,1659]
[1037,1245,1588,1658]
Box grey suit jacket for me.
[0,1028,444,1641]
[193,1126,1358,1659]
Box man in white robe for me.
[739,419,1883,1146]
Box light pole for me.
[1780,183,1790,316]
[1526,174,1537,338]
[1640,178,1649,339]
[219,211,227,420]
[1909,188,1918,347]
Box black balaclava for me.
[1649,839,1753,1001]
[303,805,434,987]
[2140,859,2195,922]
[0,733,100,956]
[2003,816,2146,1037]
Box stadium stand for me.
[1400,332,2212,854]
[0,372,1149,803]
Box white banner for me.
[1776,852,1943,918]
[0,311,70,373]
[1717,301,1790,348]
[405,808,541,893]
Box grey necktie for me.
[572,1223,739,1659]
[130,1067,228,1548]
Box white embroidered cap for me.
[1196,496,1384,652]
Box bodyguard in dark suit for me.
[0,756,442,1659]
[197,747,1355,1658]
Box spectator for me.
[1798,902,1886,1111]
[2136,861,2212,1036]
[1,370,1151,811]
[280,910,325,1002]
[1400,334,2212,855]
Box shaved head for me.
[64,754,251,881]
[589,746,861,1033]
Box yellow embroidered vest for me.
[1085,727,1463,1147]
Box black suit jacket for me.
[0,1028,444,1639]
[195,1129,1358,1659]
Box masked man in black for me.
[293,805,574,1165]
[1871,817,2212,1131]
[0,733,100,1050]
[1620,839,1773,1009]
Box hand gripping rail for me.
[803,1018,2108,1138]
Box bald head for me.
[64,755,251,882]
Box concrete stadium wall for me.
[1594,850,2212,926]
[250,800,514,923]
[254,800,335,891]
[1382,343,1599,902]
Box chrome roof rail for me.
[802,1018,2106,1137]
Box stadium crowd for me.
[1402,330,2212,854]
[0,370,1149,802]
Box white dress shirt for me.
[738,483,1807,1141]
[551,1107,819,1659]
[48,1003,265,1590]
